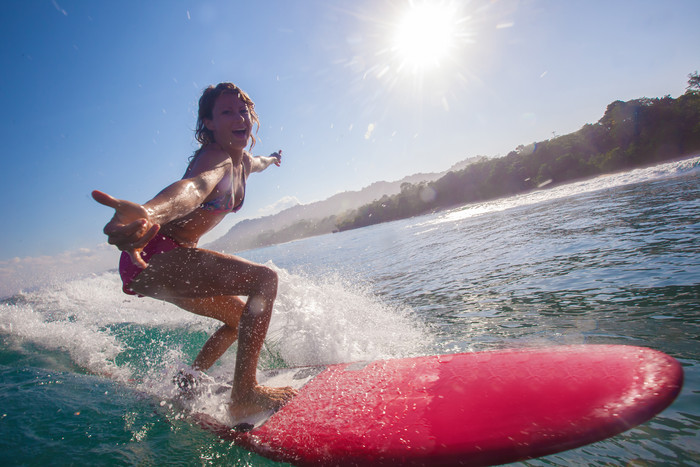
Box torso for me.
[161,148,251,247]
[199,164,247,214]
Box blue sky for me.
[1,0,698,286]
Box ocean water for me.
[1,156,699,466]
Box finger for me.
[104,218,147,238]
[108,222,159,251]
[92,190,122,210]
[130,224,160,250]
[128,248,148,269]
[127,225,160,268]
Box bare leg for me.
[169,295,245,371]
[130,248,297,416]
[194,324,238,371]
[229,281,294,418]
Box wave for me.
[0,265,429,401]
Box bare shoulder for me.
[187,145,233,177]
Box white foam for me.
[0,264,430,399]
[265,265,430,367]
[0,273,217,383]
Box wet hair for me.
[194,82,260,150]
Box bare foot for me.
[228,385,298,420]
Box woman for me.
[92,82,297,419]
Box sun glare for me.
[336,1,479,106]
[393,3,460,72]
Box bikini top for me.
[200,164,247,214]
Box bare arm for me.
[249,150,282,173]
[143,165,225,225]
[92,151,230,266]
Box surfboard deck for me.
[193,345,683,466]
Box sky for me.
[1,0,699,296]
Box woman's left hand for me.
[270,150,282,167]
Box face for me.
[205,92,253,151]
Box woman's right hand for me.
[92,190,160,268]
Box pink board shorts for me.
[119,233,181,295]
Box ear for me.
[204,118,216,132]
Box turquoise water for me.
[1,157,699,465]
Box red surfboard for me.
[194,345,683,466]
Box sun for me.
[392,2,461,73]
[335,1,477,104]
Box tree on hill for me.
[687,71,700,94]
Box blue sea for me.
[2,156,699,466]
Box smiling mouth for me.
[232,129,247,138]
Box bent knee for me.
[256,266,278,297]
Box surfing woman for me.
[92,82,297,419]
